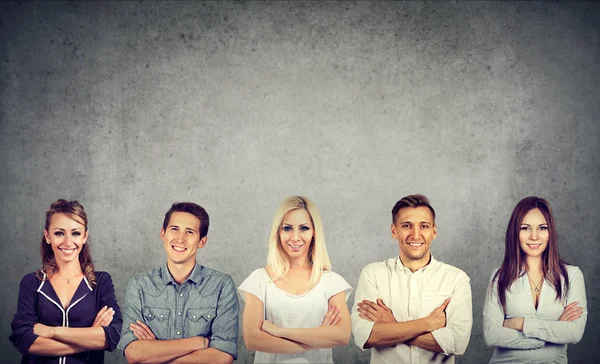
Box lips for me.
[287,243,304,250]
[527,244,542,249]
[58,247,77,254]
[407,242,424,248]
[171,245,188,252]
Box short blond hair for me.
[266,196,331,289]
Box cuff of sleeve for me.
[209,339,237,360]
[431,327,454,356]
[17,332,39,355]
[117,332,137,355]
[522,318,541,339]
[353,320,375,351]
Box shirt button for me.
[207,315,211,318]
[148,314,152,318]
[176,331,180,335]
[179,293,183,297]
[193,315,196,319]
[160,314,163,318]
[178,312,181,316]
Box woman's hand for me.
[92,306,114,327]
[503,317,524,331]
[321,305,341,326]
[261,320,281,337]
[33,323,56,338]
[558,302,583,322]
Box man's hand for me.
[33,323,55,338]
[558,302,583,322]
[503,317,524,331]
[130,320,157,340]
[261,320,281,337]
[357,298,396,323]
[426,298,450,331]
[321,305,341,326]
[92,306,114,327]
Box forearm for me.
[407,333,443,353]
[365,318,430,348]
[483,325,545,349]
[29,336,85,356]
[52,326,107,350]
[124,338,204,364]
[245,329,310,354]
[277,325,350,348]
[167,348,233,364]
[523,318,586,344]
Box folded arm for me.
[263,292,351,348]
[483,272,545,349]
[124,335,207,364]
[242,292,311,353]
[523,268,587,344]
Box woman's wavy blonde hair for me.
[36,199,96,288]
[266,196,331,289]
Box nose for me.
[530,228,538,241]
[291,228,301,241]
[411,225,420,238]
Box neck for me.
[167,260,196,285]
[55,260,83,277]
[288,256,311,270]
[525,256,543,274]
[399,252,431,273]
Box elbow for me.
[124,346,143,364]
[243,334,259,351]
[337,330,351,347]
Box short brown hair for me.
[162,202,210,238]
[391,194,436,224]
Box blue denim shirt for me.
[118,263,239,359]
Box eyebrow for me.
[399,221,432,224]
[282,222,311,226]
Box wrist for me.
[49,326,58,339]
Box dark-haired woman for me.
[10,200,122,363]
[483,197,587,363]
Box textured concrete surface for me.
[1,1,599,363]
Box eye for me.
[72,231,81,236]
[54,231,64,236]
[401,223,410,229]
[186,230,195,235]
[300,226,311,232]
[520,226,531,231]
[170,227,178,232]
[282,226,292,232]
[539,226,548,231]
[420,224,430,229]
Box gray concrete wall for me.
[1,1,598,363]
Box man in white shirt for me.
[352,194,472,364]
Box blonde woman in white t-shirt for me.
[239,196,352,363]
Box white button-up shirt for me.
[483,265,587,364]
[352,256,473,364]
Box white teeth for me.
[172,246,186,252]
[408,243,423,247]
[288,244,303,249]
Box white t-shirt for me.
[238,268,352,363]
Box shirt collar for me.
[396,254,438,274]
[159,262,204,286]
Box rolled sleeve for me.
[9,274,40,355]
[117,276,142,354]
[431,272,472,355]
[208,275,239,359]
[522,267,587,344]
[483,271,545,349]
[97,272,123,352]
[351,267,377,350]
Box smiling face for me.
[279,209,314,261]
[519,208,549,259]
[43,213,88,265]
[161,211,206,269]
[391,206,437,271]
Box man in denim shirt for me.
[118,202,239,364]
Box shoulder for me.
[19,272,41,289]
[94,271,113,283]
[361,258,395,275]
[564,265,583,279]
[321,270,348,283]
[434,261,471,282]
[195,265,237,296]
[199,265,235,285]
[245,268,270,282]
[125,267,163,290]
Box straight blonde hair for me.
[266,196,332,289]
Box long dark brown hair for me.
[36,199,96,288]
[493,196,568,309]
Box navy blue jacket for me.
[10,271,122,363]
